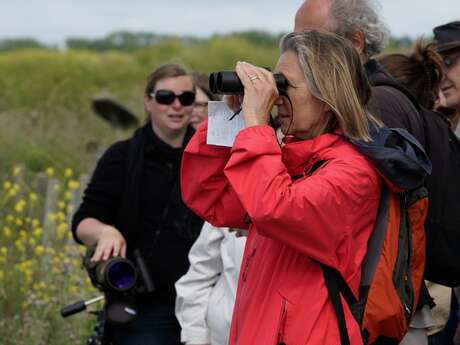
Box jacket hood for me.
[349,126,432,191]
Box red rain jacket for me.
[181,123,382,345]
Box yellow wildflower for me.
[46,167,54,177]
[3,180,12,190]
[34,245,45,257]
[72,258,81,268]
[3,226,12,238]
[1,247,8,256]
[58,201,66,209]
[28,238,36,247]
[19,230,27,239]
[64,191,72,200]
[29,193,38,202]
[46,247,56,255]
[66,204,74,213]
[56,223,68,239]
[57,212,66,222]
[31,218,40,228]
[15,218,23,226]
[8,187,17,198]
[68,180,80,190]
[33,227,43,238]
[12,166,22,176]
[5,214,14,222]
[14,240,25,253]
[64,168,73,178]
[53,183,61,192]
[14,200,26,213]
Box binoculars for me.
[209,71,287,94]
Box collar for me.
[281,132,343,177]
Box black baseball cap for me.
[433,21,460,53]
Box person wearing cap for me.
[435,21,460,112]
[429,21,460,345]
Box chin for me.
[167,122,189,132]
[445,94,460,110]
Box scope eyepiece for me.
[209,70,287,95]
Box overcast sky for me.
[1,0,459,44]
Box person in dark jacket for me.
[293,1,432,343]
[378,39,460,345]
[71,63,203,345]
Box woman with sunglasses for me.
[72,63,204,345]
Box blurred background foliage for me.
[0,30,416,174]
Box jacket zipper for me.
[276,298,288,345]
[242,247,257,282]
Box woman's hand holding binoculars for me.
[224,61,280,128]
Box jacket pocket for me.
[275,297,288,345]
[242,247,257,282]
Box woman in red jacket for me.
[181,30,382,345]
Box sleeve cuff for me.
[181,328,211,344]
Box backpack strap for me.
[322,265,357,345]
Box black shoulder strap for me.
[321,265,357,345]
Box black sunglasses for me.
[150,89,196,106]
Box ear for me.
[350,31,365,56]
[144,94,150,110]
[323,102,333,114]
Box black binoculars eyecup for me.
[209,71,287,95]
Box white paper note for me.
[207,101,246,147]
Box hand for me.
[235,61,279,127]
[91,225,127,262]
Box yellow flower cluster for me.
[0,164,97,332]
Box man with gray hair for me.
[294,1,432,345]
[294,0,425,145]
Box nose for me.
[171,97,183,109]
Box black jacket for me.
[72,124,203,303]
[366,59,426,148]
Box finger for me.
[112,241,121,257]
[257,66,277,85]
[91,244,104,262]
[238,62,263,85]
[120,242,127,258]
[101,245,113,261]
[235,62,253,89]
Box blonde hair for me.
[280,29,380,141]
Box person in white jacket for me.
[175,222,246,345]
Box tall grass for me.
[0,38,279,173]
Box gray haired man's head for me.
[294,0,389,60]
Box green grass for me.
[0,38,279,173]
